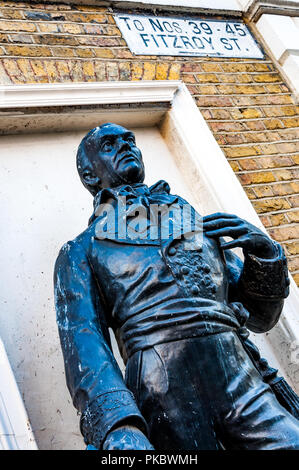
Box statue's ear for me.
[82,170,101,188]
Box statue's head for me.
[76,123,145,196]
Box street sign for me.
[114,14,264,59]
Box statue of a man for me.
[54,123,299,450]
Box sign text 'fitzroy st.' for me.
[114,14,264,59]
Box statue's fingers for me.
[220,237,248,250]
[205,226,248,238]
[203,212,239,222]
[203,217,241,230]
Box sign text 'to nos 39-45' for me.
[114,14,264,59]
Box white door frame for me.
[0,339,37,450]
[0,79,298,401]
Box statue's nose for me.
[118,138,131,151]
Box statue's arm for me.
[54,241,148,449]
[203,213,290,333]
[224,239,289,333]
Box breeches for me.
[125,331,299,450]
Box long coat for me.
[54,181,289,448]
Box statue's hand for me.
[102,425,155,450]
[203,212,277,259]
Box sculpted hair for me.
[76,123,113,196]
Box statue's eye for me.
[102,140,112,151]
[127,136,135,144]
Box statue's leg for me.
[125,345,220,451]
[126,333,299,450]
[215,332,299,450]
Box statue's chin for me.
[119,163,145,185]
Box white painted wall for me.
[237,0,253,9]
[256,13,299,95]
[0,127,196,450]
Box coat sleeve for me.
[54,240,147,449]
[225,241,290,333]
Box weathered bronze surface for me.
[54,123,299,450]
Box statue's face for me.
[91,123,145,189]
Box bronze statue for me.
[54,123,299,450]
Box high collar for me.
[89,180,172,225]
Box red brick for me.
[195,96,233,107]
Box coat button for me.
[181,266,189,275]
[191,285,200,295]
[168,247,176,256]
[203,265,211,274]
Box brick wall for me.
[0,1,298,285]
